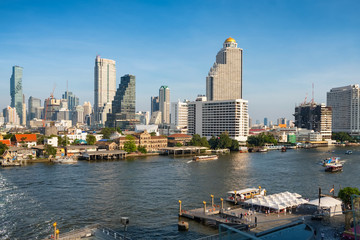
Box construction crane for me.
[43,84,56,127]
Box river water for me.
[1,147,360,239]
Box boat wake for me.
[186,160,193,163]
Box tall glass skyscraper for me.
[62,91,79,111]
[159,86,170,124]
[28,96,41,121]
[106,74,136,129]
[94,55,116,125]
[10,66,23,123]
[206,37,243,101]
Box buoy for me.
[178,221,189,231]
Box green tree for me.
[230,139,239,151]
[58,136,70,147]
[37,135,45,145]
[72,139,81,145]
[332,132,354,143]
[3,133,14,140]
[247,133,277,147]
[44,144,57,158]
[209,136,219,149]
[175,142,183,147]
[150,132,157,136]
[0,142,8,155]
[137,145,147,154]
[338,187,360,209]
[101,127,118,139]
[86,135,97,145]
[218,132,232,149]
[189,134,202,146]
[123,135,137,153]
[200,137,210,148]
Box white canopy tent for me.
[244,192,308,211]
[305,197,343,216]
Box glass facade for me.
[106,74,136,129]
[10,66,23,122]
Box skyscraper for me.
[106,74,136,129]
[206,37,243,101]
[151,96,160,114]
[62,91,79,111]
[94,55,116,125]
[327,85,360,135]
[159,86,170,124]
[28,96,41,121]
[171,100,188,128]
[10,66,23,123]
[294,102,332,140]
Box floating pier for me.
[81,150,127,160]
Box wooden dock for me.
[80,150,127,160]
[180,205,308,234]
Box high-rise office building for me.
[10,66,23,123]
[264,117,268,127]
[171,100,188,128]
[151,96,160,114]
[62,91,79,111]
[206,37,243,101]
[94,55,116,125]
[106,74,136,129]
[83,101,92,125]
[327,85,360,135]
[159,86,170,124]
[294,102,332,140]
[28,96,41,121]
[3,106,20,125]
[188,98,249,141]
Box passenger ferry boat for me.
[193,155,218,161]
[52,156,78,164]
[345,150,353,155]
[325,163,343,172]
[226,187,266,204]
[323,157,342,166]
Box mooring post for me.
[220,198,224,211]
[203,201,207,213]
[56,229,59,240]
[211,194,214,207]
[53,222,57,240]
[179,200,182,216]
[234,191,237,205]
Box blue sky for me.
[1,0,359,122]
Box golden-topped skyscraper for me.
[206,37,243,100]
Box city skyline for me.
[1,0,360,121]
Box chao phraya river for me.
[1,147,360,239]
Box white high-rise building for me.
[3,106,20,125]
[94,55,116,125]
[159,86,170,124]
[327,84,360,135]
[188,98,249,142]
[206,37,243,101]
[171,100,188,128]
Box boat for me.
[226,187,266,204]
[325,163,343,172]
[193,155,218,161]
[345,150,352,155]
[1,160,22,167]
[281,147,287,152]
[323,157,342,166]
[52,156,77,164]
[258,148,268,152]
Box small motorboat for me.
[52,156,77,164]
[345,150,352,155]
[325,163,343,172]
[193,155,218,161]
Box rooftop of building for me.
[14,134,37,142]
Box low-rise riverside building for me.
[167,134,192,146]
[95,141,118,151]
[14,134,37,148]
[116,130,167,152]
[44,137,58,147]
[66,145,98,156]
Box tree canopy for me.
[0,142,8,155]
[338,187,360,209]
[208,132,239,151]
[137,145,147,154]
[44,144,57,158]
[101,127,122,139]
[189,134,210,148]
[247,133,278,147]
[332,132,355,143]
[86,135,96,145]
[123,135,137,153]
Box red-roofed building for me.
[249,129,267,136]
[14,134,37,148]
[0,139,11,147]
[167,134,192,146]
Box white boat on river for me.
[52,156,77,164]
[226,186,266,204]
